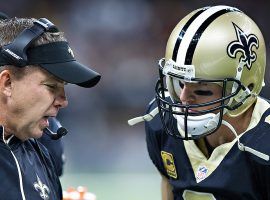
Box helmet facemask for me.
[155,58,249,140]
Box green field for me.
[60,172,161,200]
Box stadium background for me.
[1,0,269,199]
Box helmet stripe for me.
[174,6,239,65]
[172,8,207,61]
[185,8,239,65]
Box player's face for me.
[177,80,222,112]
[6,67,68,140]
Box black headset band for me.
[0,18,59,67]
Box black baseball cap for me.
[0,18,101,88]
[0,41,101,88]
[28,41,101,88]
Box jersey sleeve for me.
[243,109,270,199]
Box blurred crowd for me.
[1,0,269,173]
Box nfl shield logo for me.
[196,165,208,182]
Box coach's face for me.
[2,66,68,140]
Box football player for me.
[129,5,269,199]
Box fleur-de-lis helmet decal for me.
[227,23,259,70]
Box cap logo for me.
[68,46,74,58]
[161,151,178,179]
[227,22,259,70]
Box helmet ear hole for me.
[248,83,254,91]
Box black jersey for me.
[145,98,270,200]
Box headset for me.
[44,123,68,140]
[0,18,58,67]
[0,12,68,140]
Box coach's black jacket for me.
[0,126,62,200]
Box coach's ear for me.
[0,70,12,97]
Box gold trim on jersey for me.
[184,139,236,183]
[248,97,270,129]
[265,115,270,124]
[183,190,216,200]
[161,151,178,179]
[184,97,270,183]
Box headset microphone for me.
[48,117,68,140]
[43,118,68,140]
[44,127,68,140]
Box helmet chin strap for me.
[227,61,252,107]
[221,120,269,161]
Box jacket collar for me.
[0,125,22,149]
